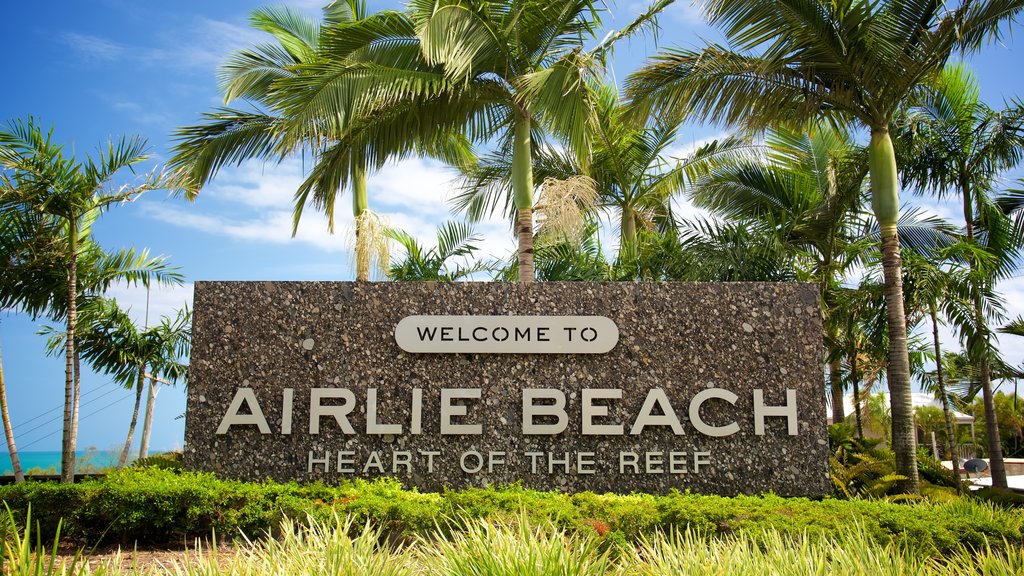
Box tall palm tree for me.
[277,0,671,282]
[829,281,883,439]
[692,126,868,424]
[172,4,373,276]
[78,299,149,467]
[673,217,799,281]
[0,206,178,481]
[898,64,1024,487]
[0,205,64,482]
[455,83,755,264]
[0,117,178,482]
[43,298,148,467]
[42,299,190,466]
[902,247,977,486]
[136,306,190,460]
[627,0,1024,493]
[171,2,472,280]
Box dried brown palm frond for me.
[534,175,598,242]
[347,210,390,281]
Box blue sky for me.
[1,0,1023,459]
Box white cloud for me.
[663,131,733,162]
[995,275,1024,370]
[61,16,267,74]
[142,155,516,263]
[670,195,713,224]
[903,195,964,227]
[210,159,308,208]
[626,0,704,26]
[110,101,172,126]
[286,0,332,10]
[62,33,126,62]
[105,282,194,326]
[664,0,705,25]
[371,157,462,217]
[143,203,349,253]
[660,133,733,226]
[169,18,269,72]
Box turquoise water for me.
[0,450,120,474]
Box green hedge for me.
[1,467,1021,557]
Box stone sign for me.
[184,282,831,497]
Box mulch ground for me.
[56,541,240,573]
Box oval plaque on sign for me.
[394,315,618,354]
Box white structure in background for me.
[827,392,977,458]
[827,393,975,426]
[828,392,1024,490]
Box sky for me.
[1,0,1023,460]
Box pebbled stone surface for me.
[184,282,830,497]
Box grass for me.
[4,513,1024,576]
[2,466,1023,574]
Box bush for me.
[0,468,1020,558]
[132,451,183,472]
[828,424,965,500]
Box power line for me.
[11,379,124,430]
[18,393,132,452]
[12,385,127,438]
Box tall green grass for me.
[2,509,89,576]
[5,513,1024,575]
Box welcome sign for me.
[184,282,831,496]
[394,315,619,353]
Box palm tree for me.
[830,282,885,440]
[386,221,490,281]
[171,4,371,275]
[492,219,614,281]
[0,206,65,482]
[691,126,868,424]
[902,248,976,486]
[0,206,178,480]
[136,306,190,460]
[42,299,190,466]
[665,217,800,281]
[42,298,148,467]
[0,117,178,482]
[627,0,1024,493]
[898,64,1024,488]
[1001,316,1024,337]
[276,0,671,282]
[171,2,472,280]
[456,82,759,270]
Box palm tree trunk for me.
[71,348,81,467]
[930,305,961,491]
[961,178,1007,488]
[849,336,863,440]
[352,162,369,282]
[61,215,78,484]
[868,128,919,494]
[852,378,863,440]
[118,367,145,468]
[0,347,25,483]
[139,376,157,459]
[512,115,535,283]
[829,356,845,424]
[620,206,637,250]
[979,355,1007,486]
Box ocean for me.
[0,450,121,474]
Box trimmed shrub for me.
[0,468,1020,558]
